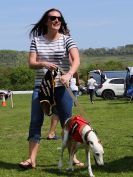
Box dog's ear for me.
[94,130,98,135]
[98,139,102,144]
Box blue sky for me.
[0,0,133,51]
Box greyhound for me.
[58,115,104,177]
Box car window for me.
[109,79,124,84]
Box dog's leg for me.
[85,148,95,177]
[67,145,74,172]
[58,129,69,171]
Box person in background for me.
[19,8,84,169]
[87,75,97,104]
[70,73,79,106]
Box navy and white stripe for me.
[30,34,77,87]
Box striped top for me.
[30,34,77,87]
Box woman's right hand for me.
[29,52,58,70]
[43,62,58,71]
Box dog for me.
[58,115,104,177]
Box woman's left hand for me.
[60,73,72,86]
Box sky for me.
[0,0,133,51]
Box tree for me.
[10,66,35,90]
[0,67,12,89]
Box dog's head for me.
[85,129,104,166]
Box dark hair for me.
[90,75,93,78]
[29,8,70,37]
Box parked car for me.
[95,78,125,100]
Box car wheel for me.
[102,90,115,100]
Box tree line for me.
[80,44,133,56]
[0,45,133,67]
[0,46,133,90]
[0,60,128,90]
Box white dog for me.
[58,115,104,177]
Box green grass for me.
[0,94,133,177]
[80,54,133,66]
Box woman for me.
[19,8,83,169]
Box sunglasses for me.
[48,16,62,22]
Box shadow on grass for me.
[0,161,21,170]
[42,166,89,177]
[107,101,130,105]
[42,156,133,176]
[103,156,133,173]
[126,135,133,139]
[0,156,133,175]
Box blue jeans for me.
[28,86,72,143]
[72,90,78,97]
[72,90,78,106]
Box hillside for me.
[79,53,133,69]
[0,50,28,67]
[0,49,133,89]
[0,49,133,70]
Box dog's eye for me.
[89,141,93,145]
[95,153,100,156]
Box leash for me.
[58,66,90,121]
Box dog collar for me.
[84,129,94,143]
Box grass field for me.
[0,94,133,177]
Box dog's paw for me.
[90,175,95,177]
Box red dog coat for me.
[65,115,88,143]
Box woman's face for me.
[47,11,62,32]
